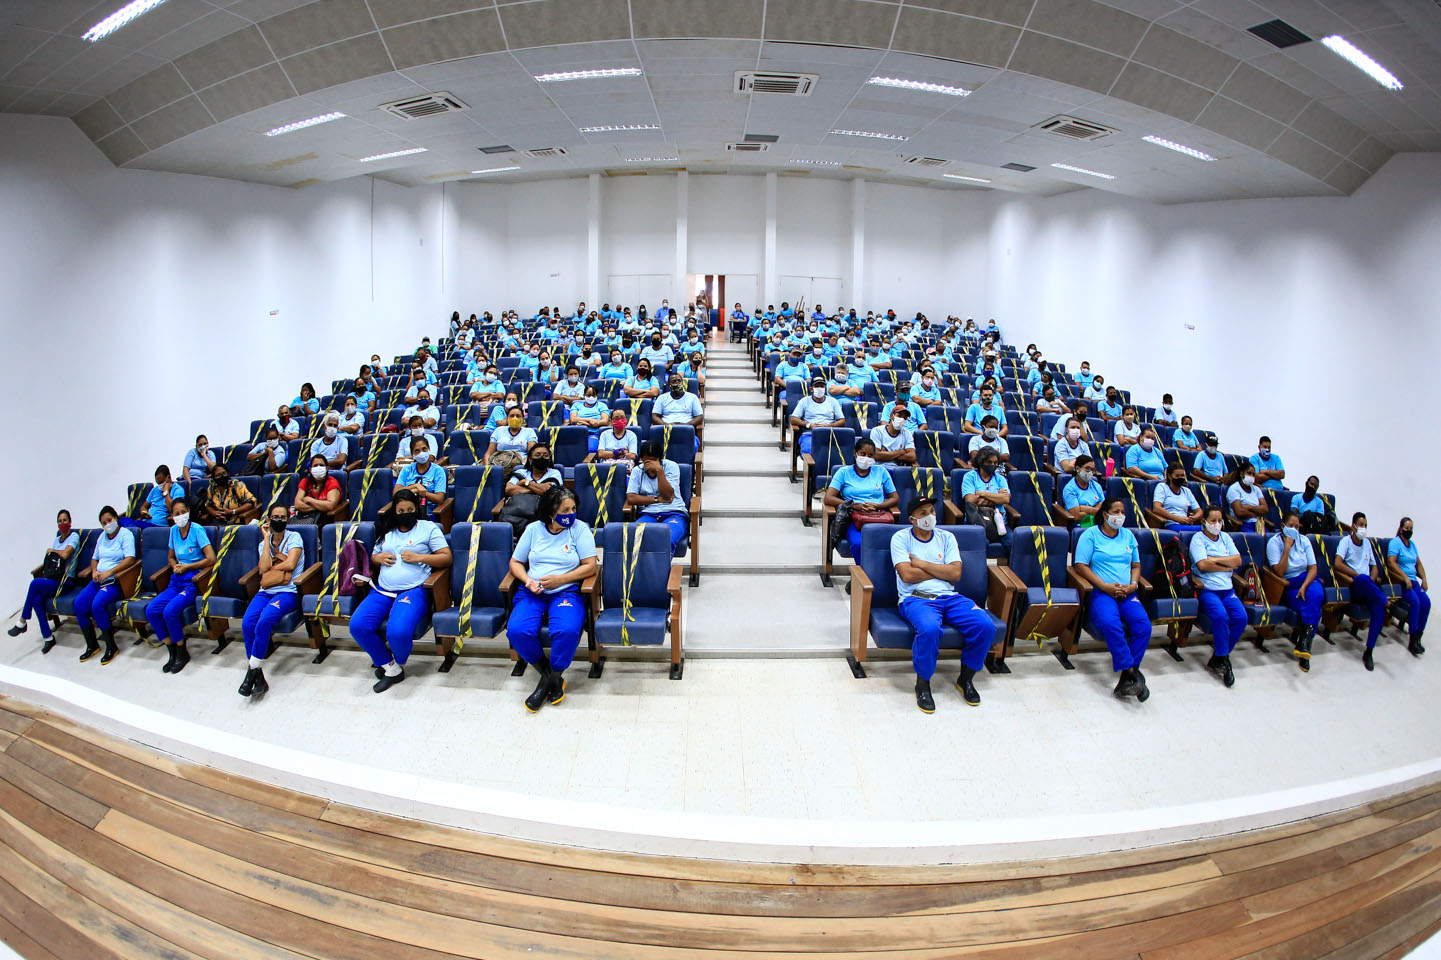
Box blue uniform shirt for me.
[961,470,1008,499]
[182,448,213,481]
[1075,525,1139,585]
[1097,400,1123,419]
[553,380,585,402]
[493,426,537,454]
[598,362,633,380]
[1125,444,1168,476]
[258,530,304,594]
[890,527,960,600]
[794,395,844,427]
[146,482,186,524]
[1290,493,1326,515]
[1172,429,1200,448]
[571,399,611,427]
[1250,451,1286,489]
[376,520,448,593]
[513,520,597,594]
[312,434,350,463]
[168,522,211,566]
[1193,450,1225,479]
[1267,530,1315,578]
[654,392,703,423]
[624,375,660,394]
[627,459,687,514]
[827,464,895,504]
[1190,530,1240,592]
[965,401,1008,427]
[95,527,137,576]
[880,400,925,432]
[1389,537,1420,581]
[1153,481,1199,519]
[397,461,448,504]
[1063,477,1103,511]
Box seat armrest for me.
[434,497,455,534]
[580,572,598,595]
[1259,566,1289,604]
[1066,566,1093,596]
[942,499,961,523]
[849,565,874,665]
[499,571,517,594]
[152,567,172,593]
[293,562,323,595]
[667,566,682,592]
[115,567,141,597]
[425,568,452,612]
[238,564,261,598]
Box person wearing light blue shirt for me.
[1083,379,1107,401]
[136,467,185,528]
[654,382,704,425]
[1335,512,1388,667]
[310,419,350,468]
[552,368,587,405]
[1250,436,1286,490]
[569,389,612,451]
[1123,429,1167,481]
[880,397,924,433]
[1061,457,1104,527]
[960,448,1016,545]
[639,337,673,369]
[1053,421,1091,473]
[598,352,633,380]
[890,499,993,712]
[236,507,306,697]
[1074,363,1094,388]
[824,438,898,558]
[627,442,689,552]
[1191,442,1227,484]
[1226,466,1267,532]
[290,384,320,417]
[396,439,448,517]
[1387,519,1429,652]
[183,436,214,482]
[145,500,214,672]
[350,490,452,693]
[1073,498,1151,700]
[1267,512,1322,669]
[964,395,1008,437]
[1190,504,1247,686]
[844,362,877,389]
[773,352,812,407]
[1150,464,1201,530]
[791,381,845,456]
[488,419,537,460]
[71,506,138,663]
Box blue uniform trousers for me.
[1199,588,1247,656]
[241,590,299,660]
[73,580,122,633]
[637,511,688,553]
[1403,581,1431,636]
[1087,591,1152,671]
[898,593,992,679]
[1348,574,1387,649]
[508,585,586,672]
[350,586,428,667]
[22,578,59,638]
[1285,573,1323,629]
[145,573,197,645]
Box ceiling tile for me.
[1266,127,1340,180]
[173,25,276,91]
[631,0,765,39]
[1194,94,1283,150]
[1219,61,1308,124]
[903,0,1029,26]
[1109,62,1214,122]
[129,93,214,147]
[71,51,169,96]
[1006,31,1127,95]
[498,0,633,48]
[5,87,66,112]
[1346,135,1390,173]
[889,8,1021,69]
[46,91,100,114]
[95,125,149,164]
[381,9,505,70]
[281,32,394,95]
[1,34,91,86]
[137,9,253,62]
[107,62,191,122]
[1287,100,1365,156]
[222,0,323,22]
[198,61,297,121]
[31,40,131,90]
[367,0,491,30]
[259,0,377,60]
[1025,0,1150,58]
[761,0,899,50]
[1245,52,1342,101]
[1154,7,1270,60]
[0,25,50,76]
[1130,25,1238,90]
[71,96,125,138]
[1323,158,1368,193]
[87,0,215,52]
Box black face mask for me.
[670,386,684,397]
[395,512,418,531]
[652,338,662,347]
[1305,486,1318,498]
[213,475,229,487]
[269,517,287,532]
[531,457,553,473]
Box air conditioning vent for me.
[1037,116,1115,141]
[1247,18,1311,48]
[735,71,817,96]
[478,144,515,154]
[743,132,780,143]
[522,147,567,158]
[380,92,468,120]
[904,156,950,167]
[1001,162,1036,172]
[726,142,769,152]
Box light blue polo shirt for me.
[1193,450,1225,479]
[1226,480,1263,512]
[1290,493,1326,516]
[869,424,914,453]
[912,383,942,404]
[845,365,878,388]
[1125,444,1167,476]
[1063,477,1103,511]
[397,461,448,500]
[1190,531,1239,592]
[146,482,186,524]
[1054,438,1091,469]
[1153,481,1199,519]
[654,392,703,423]
[513,520,597,594]
[510,466,563,487]
[627,459,687,514]
[553,379,585,402]
[168,522,211,566]
[598,362,633,380]
[598,428,639,460]
[965,401,1008,428]
[1075,525,1139,585]
[827,464,895,504]
[95,527,137,576]
[492,426,537,454]
[961,469,1008,499]
[376,519,448,593]
[880,400,925,431]
[258,530,304,594]
[775,359,811,382]
[890,527,959,600]
[794,395,844,427]
[570,399,611,429]
[1389,537,1420,581]
[624,375,660,394]
[1097,400,1123,419]
[1250,451,1286,489]
[312,434,350,463]
[1267,530,1315,578]
[1172,429,1200,449]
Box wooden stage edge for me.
[0,694,1439,958]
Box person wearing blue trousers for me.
[824,437,898,560]
[238,504,306,698]
[9,509,80,654]
[1334,512,1389,671]
[1190,505,1246,687]
[626,441,692,554]
[350,490,451,694]
[1387,517,1430,658]
[144,499,214,675]
[72,506,138,665]
[891,498,992,713]
[1073,499,1153,701]
[1267,511,1323,673]
[508,487,598,713]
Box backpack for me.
[1159,537,1194,598]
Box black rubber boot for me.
[1221,656,1235,687]
[1409,633,1425,657]
[914,677,935,714]
[525,661,554,712]
[251,668,269,697]
[1134,666,1150,702]
[548,670,566,705]
[170,643,190,674]
[41,638,55,654]
[1363,648,1375,671]
[238,668,258,697]
[100,629,119,665]
[956,666,981,706]
[163,644,178,673]
[79,623,100,662]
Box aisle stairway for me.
[683,334,853,655]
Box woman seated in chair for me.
[237,503,304,699]
[485,406,537,465]
[823,437,898,560]
[1388,517,1429,658]
[569,385,613,454]
[293,454,345,526]
[73,505,139,665]
[290,382,320,417]
[1267,509,1323,673]
[350,489,452,695]
[1073,497,1152,702]
[144,497,215,676]
[508,487,598,713]
[9,509,79,652]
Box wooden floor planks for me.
[0,696,1438,959]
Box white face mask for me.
[892,416,908,429]
[411,427,424,437]
[324,426,337,439]
[855,455,875,470]
[1241,476,1254,488]
[174,512,189,528]
[1141,438,1155,450]
[1354,525,1367,539]
[197,443,208,453]
[812,388,826,400]
[311,466,327,479]
[104,520,119,535]
[1067,428,1081,442]
[1204,520,1222,536]
[1105,513,1125,530]
[983,427,998,440]
[1284,525,1300,539]
[914,514,936,532]
[1078,469,1094,483]
[567,375,578,385]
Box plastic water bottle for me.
[1105,456,1115,478]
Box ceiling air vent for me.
[1247,19,1311,48]
[478,144,515,154]
[744,132,780,142]
[380,92,468,120]
[735,71,818,96]
[1002,162,1035,172]
[522,147,567,158]
[1037,116,1115,141]
[904,156,950,167]
[726,142,769,152]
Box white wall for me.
[0,114,448,612]
[501,179,588,310]
[688,173,764,277]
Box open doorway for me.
[688,273,758,335]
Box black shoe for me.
[1363,648,1375,672]
[956,667,981,707]
[171,644,190,675]
[548,673,566,705]
[251,668,269,697]
[373,668,405,693]
[7,622,26,637]
[40,639,55,654]
[1409,634,1425,656]
[1113,669,1140,699]
[374,666,386,680]
[79,624,100,662]
[239,668,258,697]
[525,671,552,712]
[1135,669,1150,703]
[100,631,118,665]
[162,644,178,673]
[915,677,935,714]
[1221,657,1235,688]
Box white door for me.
[606,275,638,310]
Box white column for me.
[850,178,865,311]
[674,170,688,303]
[763,171,777,307]
[586,173,600,307]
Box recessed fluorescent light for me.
[1142,135,1215,161]
[264,112,345,137]
[536,67,643,83]
[831,129,909,141]
[470,166,519,174]
[794,158,842,165]
[943,173,991,183]
[82,0,169,42]
[1320,35,1403,90]
[358,147,428,163]
[624,156,677,162]
[579,124,660,133]
[1051,162,1115,180]
[866,76,970,97]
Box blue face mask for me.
[415,451,431,464]
[555,513,577,529]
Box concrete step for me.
[705,412,772,425]
[682,573,851,653]
[700,473,801,512]
[701,422,784,444]
[704,466,790,478]
[697,516,831,571]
